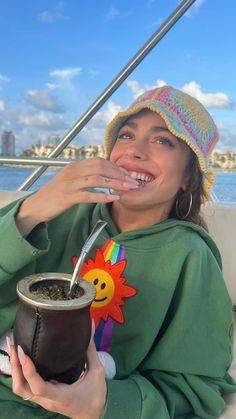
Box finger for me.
[87,332,103,371]
[74,175,139,192]
[102,175,139,190]
[17,346,61,401]
[64,158,129,183]
[87,319,96,351]
[10,345,31,398]
[91,319,95,338]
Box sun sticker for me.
[72,247,137,329]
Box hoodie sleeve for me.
[101,240,236,419]
[102,370,235,419]
[0,198,51,340]
[0,199,50,285]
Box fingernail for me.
[17,345,27,366]
[119,167,130,175]
[124,175,139,185]
[123,181,139,189]
[6,336,11,355]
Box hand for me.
[16,157,138,235]
[9,333,107,419]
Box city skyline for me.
[1,132,235,171]
[1,128,236,157]
[1,124,236,172]
[0,1,235,153]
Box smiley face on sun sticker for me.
[73,248,137,329]
[85,269,115,308]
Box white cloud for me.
[217,125,236,151]
[181,81,233,109]
[126,79,233,109]
[104,5,133,22]
[0,100,5,111]
[105,5,121,21]
[0,74,9,86]
[184,0,206,18]
[154,80,167,88]
[126,79,166,99]
[16,110,68,130]
[126,80,145,99]
[0,103,69,152]
[80,101,123,145]
[97,101,123,124]
[39,11,69,23]
[24,89,64,113]
[46,83,58,90]
[50,67,82,80]
[12,101,121,150]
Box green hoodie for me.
[0,199,235,419]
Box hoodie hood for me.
[91,203,222,269]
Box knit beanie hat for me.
[104,85,219,196]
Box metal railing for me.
[2,0,195,191]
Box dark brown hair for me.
[169,151,208,230]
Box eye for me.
[153,137,174,147]
[117,131,133,140]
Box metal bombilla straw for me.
[69,220,107,298]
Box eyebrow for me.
[121,120,171,134]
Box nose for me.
[125,140,147,160]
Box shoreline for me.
[212,168,236,173]
[1,164,236,173]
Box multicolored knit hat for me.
[104,85,219,196]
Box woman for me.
[0,85,235,418]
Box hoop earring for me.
[175,193,193,220]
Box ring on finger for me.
[104,178,111,183]
[23,395,33,401]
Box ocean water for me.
[0,166,236,203]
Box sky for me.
[0,0,235,154]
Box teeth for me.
[130,172,137,179]
[129,171,153,182]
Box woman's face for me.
[109,110,191,216]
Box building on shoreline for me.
[210,151,236,170]
[1,130,15,156]
[20,142,105,159]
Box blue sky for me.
[0,0,235,153]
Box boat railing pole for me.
[0,156,72,167]
[19,0,197,191]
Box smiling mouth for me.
[94,297,107,302]
[127,170,155,187]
